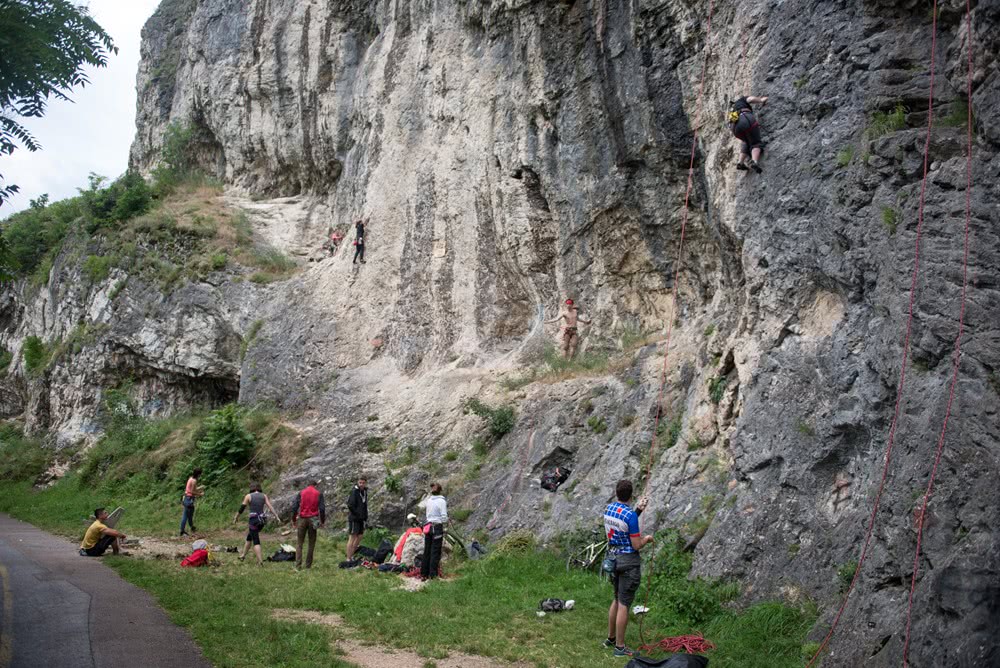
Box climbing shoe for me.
[603,637,616,649]
[613,645,635,657]
[736,162,748,171]
[749,160,762,174]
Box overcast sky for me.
[2,0,162,215]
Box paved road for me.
[0,513,211,668]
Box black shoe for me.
[603,638,616,649]
[179,531,188,537]
[750,160,762,174]
[736,162,748,171]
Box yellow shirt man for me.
[80,519,108,550]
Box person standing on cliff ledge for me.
[353,218,367,264]
[729,95,768,173]
[546,298,591,359]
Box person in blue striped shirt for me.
[602,479,653,657]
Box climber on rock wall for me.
[546,298,590,359]
[729,95,768,173]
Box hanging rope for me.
[635,0,717,647]
[902,1,975,664]
[807,2,940,665]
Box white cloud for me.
[2,0,162,215]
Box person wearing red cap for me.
[546,298,591,359]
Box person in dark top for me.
[729,95,769,173]
[352,218,367,264]
[601,479,652,658]
[233,482,280,566]
[291,479,326,570]
[345,476,368,561]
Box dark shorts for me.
[83,535,115,557]
[247,528,261,545]
[612,552,642,606]
[733,113,763,154]
[348,519,365,536]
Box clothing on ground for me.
[604,501,640,554]
[181,549,209,567]
[392,527,424,564]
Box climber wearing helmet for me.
[545,298,591,359]
[729,95,768,173]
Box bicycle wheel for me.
[566,544,598,573]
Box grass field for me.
[0,414,818,668]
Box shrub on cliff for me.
[196,404,256,483]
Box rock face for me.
[2,0,999,665]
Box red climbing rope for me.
[807,3,940,666]
[487,420,536,531]
[902,1,975,665]
[639,633,716,655]
[636,0,716,648]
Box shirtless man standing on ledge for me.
[546,298,591,359]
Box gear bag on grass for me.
[625,654,709,668]
[540,467,571,492]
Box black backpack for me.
[541,467,571,492]
[373,539,393,564]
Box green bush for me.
[80,172,152,230]
[836,145,854,167]
[837,560,858,592]
[21,336,50,374]
[1,194,81,276]
[881,206,898,234]
[82,254,115,283]
[384,463,402,494]
[708,375,728,404]
[0,346,12,373]
[0,423,51,481]
[657,414,683,449]
[866,103,907,139]
[464,398,517,439]
[587,416,607,434]
[196,404,255,483]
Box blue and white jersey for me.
[603,501,640,554]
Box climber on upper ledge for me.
[545,298,590,359]
[729,95,768,173]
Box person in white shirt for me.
[421,482,448,580]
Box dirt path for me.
[272,609,528,668]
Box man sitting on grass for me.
[79,507,127,557]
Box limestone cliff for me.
[3,0,999,665]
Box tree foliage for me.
[0,0,117,204]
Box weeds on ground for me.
[941,98,972,129]
[0,346,12,373]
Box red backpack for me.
[181,548,209,567]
